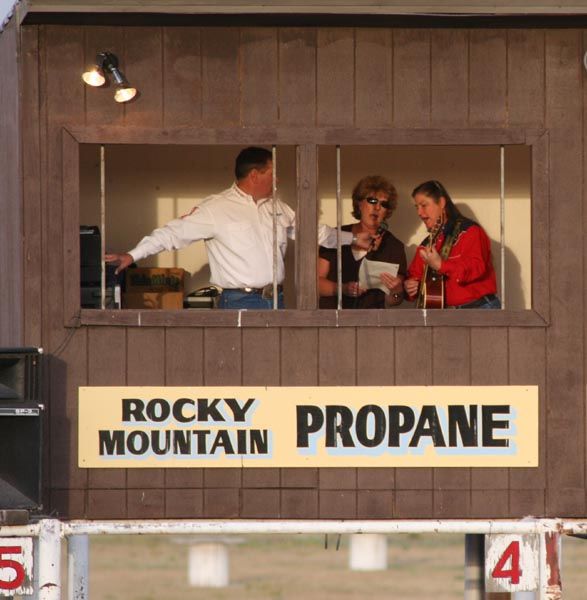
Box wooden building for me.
[0,0,586,521]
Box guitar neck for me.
[417,218,445,309]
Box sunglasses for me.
[364,197,391,210]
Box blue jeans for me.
[218,289,284,310]
[478,296,501,309]
[453,294,501,309]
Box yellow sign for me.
[78,386,538,468]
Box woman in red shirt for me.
[404,180,501,309]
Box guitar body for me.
[416,217,445,309]
[420,270,444,308]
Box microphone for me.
[368,221,388,252]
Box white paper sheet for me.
[358,259,399,294]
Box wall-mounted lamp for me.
[82,52,138,104]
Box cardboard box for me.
[122,291,184,310]
[123,268,186,309]
[125,267,185,292]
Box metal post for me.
[499,145,506,309]
[31,534,40,600]
[349,534,387,571]
[464,533,484,600]
[336,145,342,310]
[188,541,229,587]
[100,145,106,310]
[38,519,61,600]
[271,145,278,309]
[68,535,89,600]
[539,532,562,600]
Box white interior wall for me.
[318,145,531,309]
[79,144,531,309]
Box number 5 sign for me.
[485,534,539,593]
[0,539,33,596]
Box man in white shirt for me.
[105,147,371,309]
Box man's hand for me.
[342,281,366,297]
[353,232,374,250]
[404,278,420,298]
[419,245,442,271]
[105,252,133,275]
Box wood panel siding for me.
[21,25,43,347]
[278,28,316,126]
[507,30,545,128]
[162,27,202,128]
[355,28,392,127]
[240,28,279,126]
[201,28,240,126]
[509,327,547,516]
[543,30,585,516]
[43,25,89,517]
[317,28,354,127]
[393,29,431,128]
[584,29,587,521]
[0,19,22,346]
[469,30,507,127]
[16,23,585,519]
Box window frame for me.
[63,126,548,328]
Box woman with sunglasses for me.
[404,180,500,309]
[318,175,407,309]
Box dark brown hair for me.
[411,180,464,223]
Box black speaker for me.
[80,265,121,308]
[80,225,101,286]
[0,348,43,510]
[0,348,41,403]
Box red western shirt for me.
[407,221,497,307]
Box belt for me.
[224,285,283,298]
[450,294,498,309]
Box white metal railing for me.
[61,518,575,536]
[0,518,582,599]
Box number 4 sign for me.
[0,539,34,597]
[485,534,539,593]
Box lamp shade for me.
[114,86,137,103]
[82,68,106,87]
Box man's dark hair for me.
[235,147,272,180]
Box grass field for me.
[64,533,587,599]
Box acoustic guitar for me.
[416,218,444,309]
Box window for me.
[63,126,548,327]
[79,144,298,308]
[318,144,532,310]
